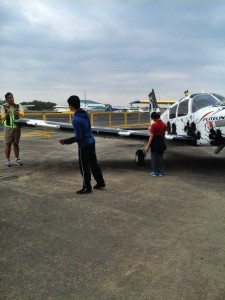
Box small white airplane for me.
[161,90,225,154]
[16,89,225,165]
[21,104,35,111]
[53,104,89,112]
[105,105,130,112]
[53,102,107,112]
[53,105,70,112]
[105,104,146,113]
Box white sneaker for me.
[15,158,23,166]
[5,160,11,167]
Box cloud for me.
[1,0,225,104]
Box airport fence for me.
[22,111,151,128]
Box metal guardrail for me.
[23,111,151,128]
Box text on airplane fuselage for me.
[203,116,225,121]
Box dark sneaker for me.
[76,187,92,194]
[93,184,105,189]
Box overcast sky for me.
[1,0,225,105]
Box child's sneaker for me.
[15,158,23,166]
[159,172,164,176]
[5,160,11,167]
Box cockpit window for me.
[192,94,222,113]
[177,99,189,117]
[169,104,177,119]
[211,93,225,104]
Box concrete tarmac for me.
[0,129,225,299]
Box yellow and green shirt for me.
[1,103,24,128]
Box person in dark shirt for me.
[59,95,105,194]
[145,112,167,176]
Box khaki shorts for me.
[4,127,21,144]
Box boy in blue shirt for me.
[59,95,105,194]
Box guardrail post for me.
[124,112,127,126]
[109,113,112,127]
[90,113,94,126]
[43,113,46,121]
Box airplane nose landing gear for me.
[209,128,225,154]
[214,144,225,154]
[135,149,146,166]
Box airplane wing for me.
[165,133,195,143]
[16,118,150,141]
[16,118,196,143]
[15,118,198,166]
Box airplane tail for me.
[148,89,159,112]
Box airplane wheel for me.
[135,149,145,166]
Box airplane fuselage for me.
[161,93,225,147]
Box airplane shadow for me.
[164,147,225,177]
[23,142,225,178]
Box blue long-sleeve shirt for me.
[64,109,95,148]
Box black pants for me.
[151,152,164,173]
[78,143,105,189]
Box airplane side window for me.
[169,104,177,119]
[177,100,189,117]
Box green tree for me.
[21,100,56,111]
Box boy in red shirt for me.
[145,112,167,176]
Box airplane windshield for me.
[192,94,223,113]
[211,93,225,104]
